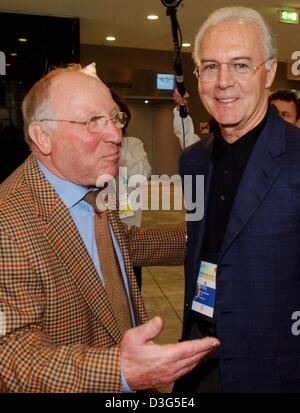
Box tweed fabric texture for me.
[0,155,185,392]
[128,225,187,267]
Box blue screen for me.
[156,73,175,90]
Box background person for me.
[269,89,299,125]
[111,91,151,289]
[173,88,200,149]
[297,98,300,128]
[173,88,216,149]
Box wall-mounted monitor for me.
[156,73,175,90]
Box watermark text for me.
[95,168,204,222]
[0,51,6,75]
[0,311,6,336]
[291,51,300,76]
[291,311,300,336]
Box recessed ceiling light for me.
[182,43,191,48]
[147,15,159,20]
[145,100,149,104]
[106,36,116,41]
[18,38,27,42]
[10,52,18,57]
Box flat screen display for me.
[156,73,175,90]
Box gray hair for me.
[193,7,277,67]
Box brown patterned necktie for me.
[84,191,132,335]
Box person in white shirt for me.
[173,89,200,149]
[118,136,151,228]
[112,92,151,288]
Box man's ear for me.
[265,58,277,89]
[28,122,52,155]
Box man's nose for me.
[216,63,236,89]
[106,121,123,144]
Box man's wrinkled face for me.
[197,19,277,139]
[36,72,122,186]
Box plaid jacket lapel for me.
[24,156,122,343]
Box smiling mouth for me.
[215,98,239,104]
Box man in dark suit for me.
[0,63,219,392]
[174,6,300,393]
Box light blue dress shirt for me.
[38,161,134,392]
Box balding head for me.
[46,70,110,120]
[25,63,122,186]
[22,64,108,147]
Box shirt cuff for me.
[121,368,136,393]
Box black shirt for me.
[202,108,270,258]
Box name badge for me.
[191,261,217,318]
[119,194,135,219]
[119,174,135,219]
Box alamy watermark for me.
[0,51,6,75]
[95,167,204,222]
[291,311,300,336]
[0,311,6,336]
[291,51,300,76]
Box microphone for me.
[161,0,187,118]
[174,63,188,118]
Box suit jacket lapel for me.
[219,109,286,261]
[25,156,121,343]
[183,137,214,272]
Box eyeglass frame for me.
[37,111,128,133]
[193,57,273,83]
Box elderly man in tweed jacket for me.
[0,64,218,393]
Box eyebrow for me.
[200,56,252,62]
[88,106,119,118]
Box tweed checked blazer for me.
[0,155,186,393]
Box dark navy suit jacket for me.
[180,108,300,392]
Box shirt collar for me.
[211,105,271,168]
[37,161,90,209]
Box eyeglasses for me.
[193,58,273,83]
[38,111,128,133]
